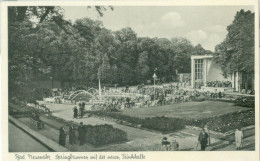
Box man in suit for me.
[73,106,78,119]
[59,126,67,146]
[78,122,85,145]
[198,128,209,151]
[69,124,76,145]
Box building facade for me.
[190,55,254,92]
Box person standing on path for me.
[73,106,78,119]
[78,122,85,145]
[235,128,243,150]
[80,105,84,118]
[198,128,209,151]
[59,126,67,146]
[69,124,77,145]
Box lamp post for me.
[50,76,53,89]
[153,73,157,100]
[97,69,102,98]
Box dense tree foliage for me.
[9,6,212,101]
[213,9,254,75]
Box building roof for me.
[191,55,213,60]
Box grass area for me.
[122,101,248,119]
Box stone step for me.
[209,141,230,151]
[209,134,255,151]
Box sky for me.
[61,6,254,51]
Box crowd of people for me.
[88,84,227,111]
[42,81,255,114]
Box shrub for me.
[84,124,127,146]
[235,97,255,108]
[192,95,206,102]
[26,88,52,103]
[141,116,185,132]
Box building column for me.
[203,58,207,87]
[235,72,238,92]
[191,58,195,88]
[232,72,235,90]
[235,72,242,92]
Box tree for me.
[136,51,150,83]
[8,6,112,101]
[114,27,138,85]
[170,37,194,74]
[213,9,254,75]
[192,44,212,55]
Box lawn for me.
[122,101,248,119]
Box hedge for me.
[85,124,128,146]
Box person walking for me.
[69,124,77,145]
[235,128,243,150]
[78,122,85,145]
[59,126,67,146]
[198,128,209,151]
[73,106,78,119]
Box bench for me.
[30,117,44,129]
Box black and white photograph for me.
[1,1,259,159]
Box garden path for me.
[46,103,221,151]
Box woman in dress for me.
[235,129,243,150]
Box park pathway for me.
[45,103,221,151]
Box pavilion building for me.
[190,55,254,92]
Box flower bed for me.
[185,109,255,133]
[88,111,186,133]
[206,81,232,87]
[89,109,254,134]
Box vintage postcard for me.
[1,0,259,161]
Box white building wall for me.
[206,60,231,82]
[191,55,233,89]
[191,59,195,88]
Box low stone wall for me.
[186,125,255,138]
[9,116,69,152]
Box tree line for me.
[8,7,254,101]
